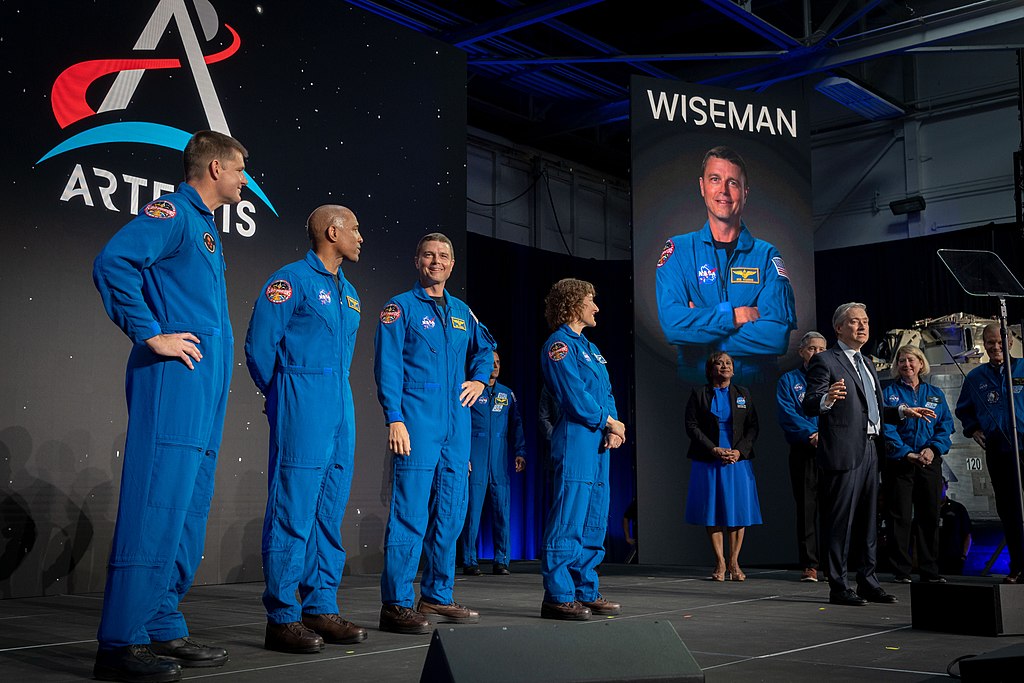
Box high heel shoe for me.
[710,567,726,582]
[727,566,746,582]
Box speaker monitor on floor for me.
[958,643,1024,682]
[910,581,1024,637]
[420,620,704,683]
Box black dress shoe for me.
[149,637,228,668]
[94,645,182,683]
[919,576,947,584]
[829,589,868,606]
[264,622,325,654]
[892,574,912,584]
[492,564,510,575]
[858,587,899,604]
[463,565,482,576]
[1003,572,1021,585]
[302,613,368,644]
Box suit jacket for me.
[802,346,900,471]
[685,383,758,462]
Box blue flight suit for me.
[881,378,953,579]
[92,184,232,649]
[777,365,823,569]
[459,381,527,568]
[882,380,953,461]
[244,250,361,624]
[655,222,797,383]
[540,325,618,604]
[374,283,495,607]
[955,359,1024,574]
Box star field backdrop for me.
[0,0,467,598]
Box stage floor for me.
[2,562,1022,682]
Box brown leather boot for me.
[379,605,431,635]
[540,601,592,621]
[301,613,368,644]
[579,596,621,615]
[264,622,325,654]
[416,599,480,624]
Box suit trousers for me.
[821,437,882,593]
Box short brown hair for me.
[183,130,248,181]
[544,278,595,330]
[415,232,454,258]
[701,145,748,183]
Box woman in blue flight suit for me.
[539,278,626,621]
[881,344,953,583]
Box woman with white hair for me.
[881,344,955,584]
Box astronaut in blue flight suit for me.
[956,324,1024,583]
[460,350,527,576]
[374,233,496,635]
[776,331,827,582]
[539,278,626,621]
[244,205,368,654]
[656,145,797,384]
[92,131,247,683]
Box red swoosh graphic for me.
[51,24,240,129]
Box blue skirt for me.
[685,459,762,527]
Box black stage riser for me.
[911,582,1024,637]
[420,620,705,683]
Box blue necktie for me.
[855,352,880,430]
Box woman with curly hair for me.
[538,278,626,620]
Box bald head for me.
[306,205,354,245]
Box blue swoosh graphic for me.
[37,122,279,217]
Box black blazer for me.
[685,383,758,462]
[802,346,901,471]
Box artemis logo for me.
[36,0,278,233]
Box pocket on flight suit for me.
[434,464,466,518]
[555,479,593,529]
[584,479,608,531]
[149,437,206,510]
[317,462,353,524]
[276,461,323,523]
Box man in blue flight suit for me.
[776,331,827,582]
[956,323,1024,584]
[656,145,797,384]
[92,131,247,683]
[460,350,527,576]
[244,205,367,654]
[374,233,496,634]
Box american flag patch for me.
[772,256,789,279]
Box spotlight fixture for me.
[889,195,927,215]
[815,76,905,121]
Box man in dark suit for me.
[803,303,935,606]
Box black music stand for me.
[937,248,1024,553]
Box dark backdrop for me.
[465,233,636,565]
[0,0,466,598]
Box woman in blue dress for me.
[684,351,762,581]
